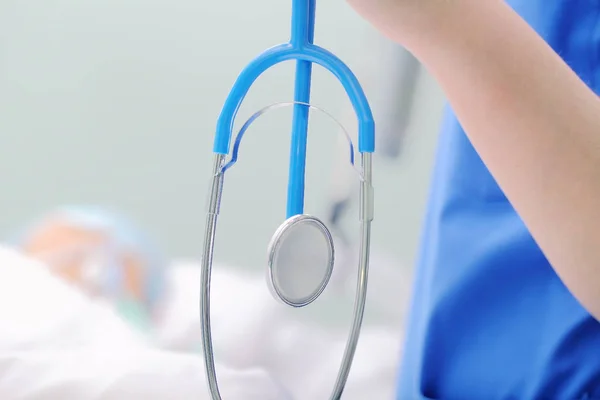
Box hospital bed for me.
[2,228,406,399]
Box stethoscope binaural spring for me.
[200,1,375,399]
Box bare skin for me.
[347,0,600,319]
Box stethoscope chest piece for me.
[266,214,335,308]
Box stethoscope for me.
[200,1,374,399]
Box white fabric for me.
[0,246,145,352]
[156,261,404,399]
[0,350,289,399]
[0,244,403,399]
[0,246,288,399]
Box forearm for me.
[383,1,600,316]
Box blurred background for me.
[0,0,446,397]
[0,0,445,269]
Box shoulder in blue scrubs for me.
[397,1,600,399]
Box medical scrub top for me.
[397,1,600,399]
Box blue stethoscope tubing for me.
[200,1,375,398]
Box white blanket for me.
[0,245,403,399]
[0,246,289,399]
[156,261,403,399]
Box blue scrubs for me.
[397,1,600,399]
